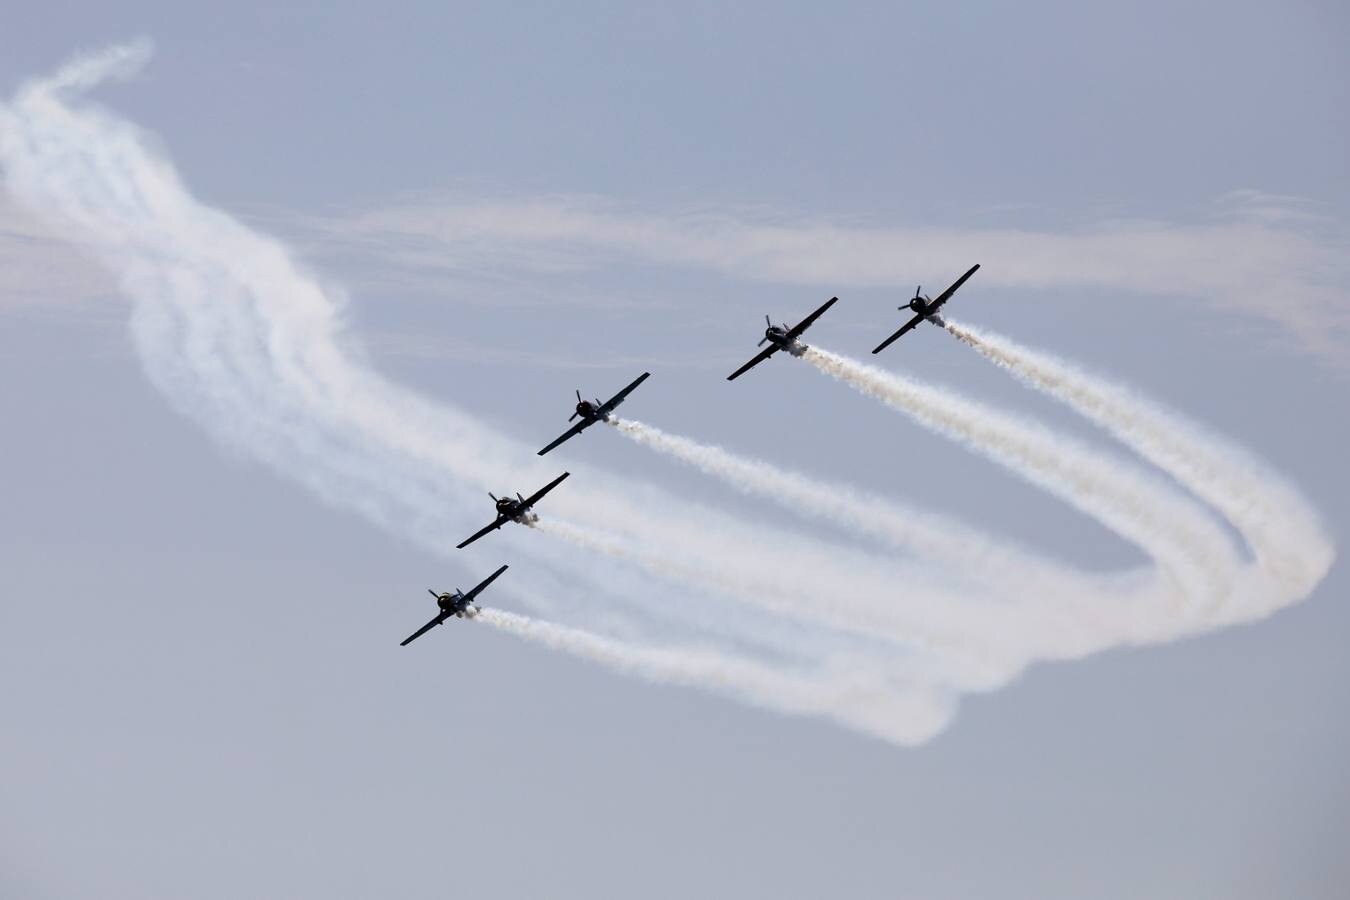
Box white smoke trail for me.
[527,515,1020,689]
[797,345,1242,613]
[943,319,1335,621]
[1,44,1333,746]
[0,43,992,744]
[472,607,957,746]
[608,415,1090,592]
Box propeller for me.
[488,491,498,501]
[428,588,440,600]
[904,285,929,311]
[568,388,583,421]
[757,314,772,346]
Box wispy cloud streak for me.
[300,193,1349,365]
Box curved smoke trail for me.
[0,43,1332,745]
[941,319,1335,622]
[796,345,1241,607]
[0,43,977,745]
[796,342,1331,637]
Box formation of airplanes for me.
[401,264,981,645]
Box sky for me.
[2,3,1348,898]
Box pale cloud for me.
[0,195,113,309]
[296,191,1350,367]
[11,185,1346,367]
[362,330,729,371]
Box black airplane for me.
[727,296,838,381]
[872,264,980,354]
[537,372,651,456]
[456,471,570,549]
[400,564,509,646]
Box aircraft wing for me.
[456,513,512,550]
[537,419,592,456]
[928,264,980,312]
[597,372,651,417]
[871,312,926,354]
[726,343,780,381]
[400,612,448,647]
[785,296,839,342]
[521,471,571,510]
[462,564,510,603]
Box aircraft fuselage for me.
[435,591,475,617]
[496,497,536,524]
[764,325,790,347]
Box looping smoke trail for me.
[528,515,1015,686]
[0,43,1333,747]
[796,345,1241,608]
[3,43,993,745]
[942,319,1334,622]
[472,607,957,746]
[607,415,1090,592]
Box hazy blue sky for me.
[2,4,1347,898]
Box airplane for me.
[400,564,509,647]
[456,471,571,549]
[871,263,980,354]
[726,296,838,381]
[537,372,651,456]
